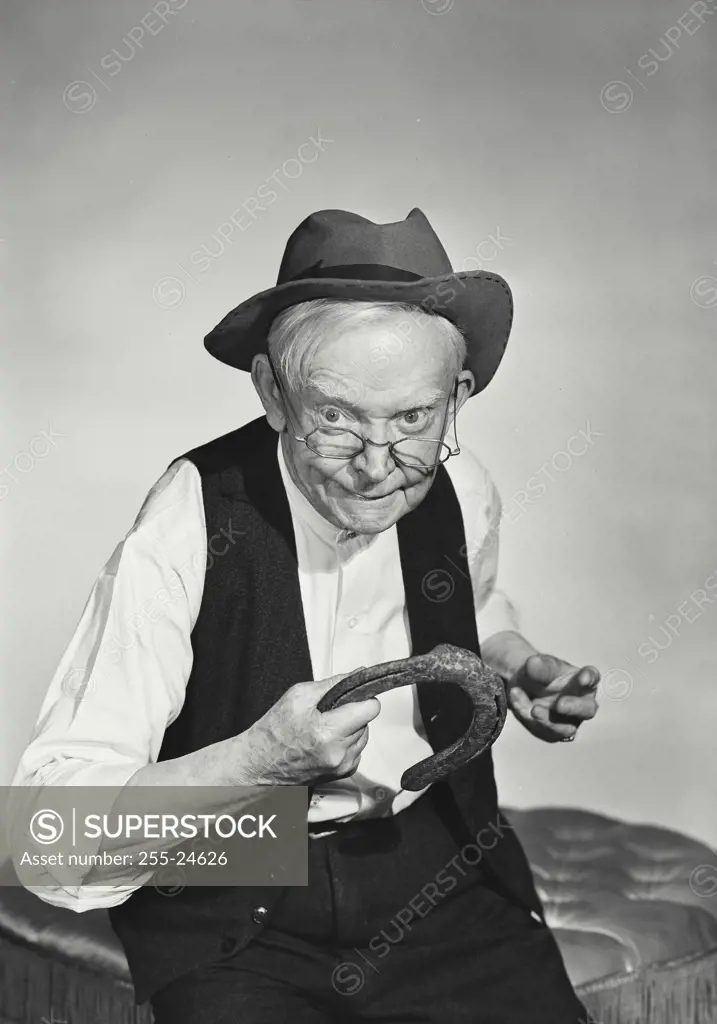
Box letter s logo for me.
[29,809,65,845]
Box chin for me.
[350,514,398,534]
[334,494,407,533]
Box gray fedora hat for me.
[204,207,513,394]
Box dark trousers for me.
[150,787,590,1023]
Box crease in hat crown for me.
[276,208,454,283]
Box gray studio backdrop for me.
[2,0,716,846]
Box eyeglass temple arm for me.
[443,378,461,456]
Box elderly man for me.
[13,209,599,1023]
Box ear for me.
[251,354,285,433]
[454,370,475,413]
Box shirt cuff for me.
[31,759,145,790]
[22,881,144,912]
[11,759,153,909]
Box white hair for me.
[266,298,466,396]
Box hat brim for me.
[203,270,513,395]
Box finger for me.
[308,668,368,699]
[341,720,372,745]
[529,709,578,740]
[554,695,598,720]
[338,729,371,776]
[574,665,600,689]
[350,727,371,753]
[525,653,572,685]
[508,686,535,720]
[530,701,551,722]
[531,700,577,725]
[551,722,578,740]
[549,664,602,698]
[322,696,381,734]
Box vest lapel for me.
[397,463,479,748]
[239,417,315,682]
[235,416,302,561]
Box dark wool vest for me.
[109,416,542,1005]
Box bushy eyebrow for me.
[308,382,446,414]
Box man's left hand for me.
[506,655,600,742]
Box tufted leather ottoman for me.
[1,808,716,1024]
[509,808,717,1024]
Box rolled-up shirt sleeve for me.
[8,458,206,911]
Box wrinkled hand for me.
[507,654,600,742]
[240,670,381,785]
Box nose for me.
[352,439,396,484]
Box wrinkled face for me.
[261,314,473,535]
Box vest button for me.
[251,905,268,924]
[219,934,239,955]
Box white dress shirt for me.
[11,430,518,910]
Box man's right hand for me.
[236,671,381,786]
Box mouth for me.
[350,491,398,502]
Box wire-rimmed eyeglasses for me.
[267,355,461,472]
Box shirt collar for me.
[276,434,363,547]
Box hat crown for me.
[276,208,454,285]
